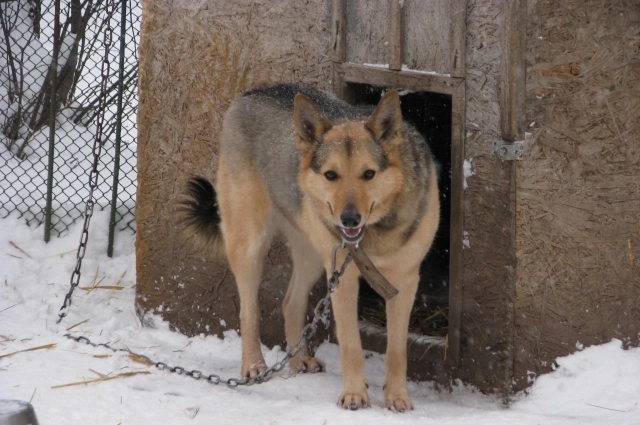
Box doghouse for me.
[135,0,640,396]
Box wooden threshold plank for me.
[335,62,462,95]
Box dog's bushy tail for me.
[178,177,225,257]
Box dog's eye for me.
[362,169,376,180]
[324,170,339,181]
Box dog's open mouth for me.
[338,226,365,244]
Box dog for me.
[180,84,439,411]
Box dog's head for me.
[294,91,405,244]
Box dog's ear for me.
[294,94,331,149]
[365,90,402,146]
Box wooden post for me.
[500,0,526,141]
[446,0,467,369]
[389,0,403,71]
[450,0,467,78]
[498,0,525,400]
[332,0,347,99]
[447,80,465,366]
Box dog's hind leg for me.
[280,222,324,373]
[217,161,274,378]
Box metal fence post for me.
[44,0,61,243]
[107,0,127,257]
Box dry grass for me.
[66,318,90,331]
[358,284,449,337]
[0,343,57,359]
[9,241,32,258]
[51,370,150,389]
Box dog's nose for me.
[340,208,361,228]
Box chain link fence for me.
[0,0,139,250]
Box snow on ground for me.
[1,212,640,425]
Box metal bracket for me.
[493,139,526,161]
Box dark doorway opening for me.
[346,83,452,337]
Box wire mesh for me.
[0,0,139,240]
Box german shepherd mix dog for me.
[181,84,439,412]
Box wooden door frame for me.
[330,0,467,366]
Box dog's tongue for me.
[343,228,361,238]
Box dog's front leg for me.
[330,264,370,410]
[382,266,419,412]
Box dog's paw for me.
[289,355,325,374]
[337,388,371,410]
[384,390,414,413]
[241,360,268,378]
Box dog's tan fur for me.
[182,84,439,411]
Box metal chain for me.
[56,0,114,324]
[51,0,358,385]
[64,243,353,389]
[50,1,358,372]
[154,243,352,387]
[63,333,154,364]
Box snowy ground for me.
[1,212,640,425]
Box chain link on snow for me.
[51,0,356,387]
[50,0,358,384]
[63,243,352,388]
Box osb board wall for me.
[514,0,640,390]
[345,0,451,74]
[136,0,333,348]
[458,0,517,394]
[136,0,639,397]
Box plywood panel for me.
[345,0,451,74]
[404,0,450,74]
[136,0,333,349]
[515,0,640,391]
[457,0,516,395]
[345,0,388,66]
